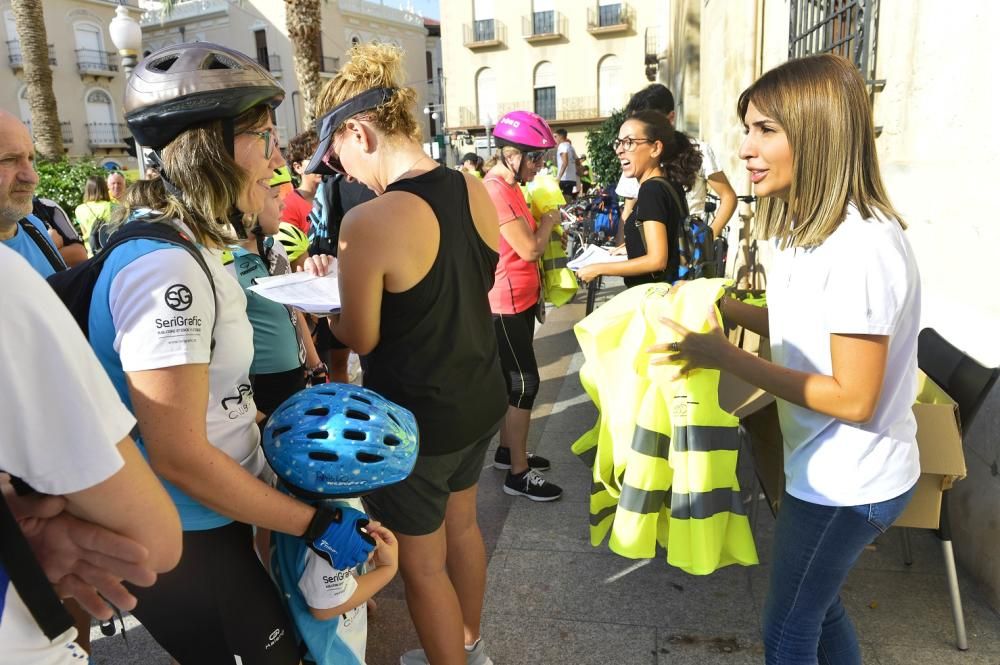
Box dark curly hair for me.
[628,110,701,191]
[286,129,319,169]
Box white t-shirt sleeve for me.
[700,141,722,177]
[110,247,216,371]
[823,221,906,336]
[297,549,359,610]
[615,174,640,199]
[0,247,131,495]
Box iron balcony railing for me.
[522,11,567,40]
[587,3,633,32]
[86,122,128,147]
[24,120,74,144]
[320,56,339,73]
[7,41,56,68]
[458,96,604,128]
[76,49,118,73]
[464,19,506,48]
[789,0,882,91]
[257,53,281,74]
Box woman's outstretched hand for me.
[302,254,335,277]
[648,301,730,373]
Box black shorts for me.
[364,421,500,536]
[251,367,306,416]
[128,522,299,665]
[493,308,540,409]
[314,318,348,351]
[559,180,576,196]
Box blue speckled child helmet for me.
[263,383,418,498]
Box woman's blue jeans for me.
[763,484,917,665]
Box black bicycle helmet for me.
[125,42,284,150]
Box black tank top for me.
[365,167,507,455]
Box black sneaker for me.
[503,469,563,502]
[493,447,551,471]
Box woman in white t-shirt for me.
[87,43,375,665]
[652,54,920,665]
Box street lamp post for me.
[423,104,446,165]
[109,2,143,170]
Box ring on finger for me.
[669,342,680,352]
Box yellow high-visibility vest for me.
[524,174,578,307]
[572,278,758,575]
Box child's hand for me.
[368,524,398,570]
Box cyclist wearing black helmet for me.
[83,43,375,664]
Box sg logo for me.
[164,284,193,311]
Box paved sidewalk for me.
[91,284,1000,664]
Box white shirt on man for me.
[557,140,578,182]
[0,245,135,663]
[766,204,922,507]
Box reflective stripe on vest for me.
[573,278,759,574]
[540,225,577,307]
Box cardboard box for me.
[735,366,966,529]
[894,375,966,528]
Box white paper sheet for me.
[248,271,341,315]
[566,244,629,271]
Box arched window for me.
[476,67,496,126]
[533,61,556,120]
[85,88,116,143]
[598,54,623,116]
[17,86,30,125]
[350,34,361,47]
[74,21,109,71]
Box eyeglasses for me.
[244,128,277,159]
[525,150,546,164]
[612,137,654,152]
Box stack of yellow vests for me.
[524,174,578,307]
[572,278,758,574]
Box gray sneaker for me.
[400,638,494,665]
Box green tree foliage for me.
[35,159,109,213]
[585,108,627,188]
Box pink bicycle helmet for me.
[492,110,556,152]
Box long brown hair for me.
[83,175,109,203]
[737,54,903,249]
[116,105,271,247]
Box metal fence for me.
[7,41,57,67]
[76,49,118,73]
[587,3,632,30]
[321,56,339,73]
[86,122,128,146]
[788,0,881,88]
[464,19,506,46]
[24,120,73,144]
[523,11,567,38]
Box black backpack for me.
[47,218,216,340]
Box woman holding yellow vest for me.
[483,110,563,502]
[652,55,920,665]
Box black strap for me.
[93,217,218,354]
[17,219,66,273]
[0,493,74,641]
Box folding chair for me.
[901,327,1000,651]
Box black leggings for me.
[493,307,540,410]
[128,522,300,665]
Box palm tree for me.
[11,0,62,159]
[284,0,323,128]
